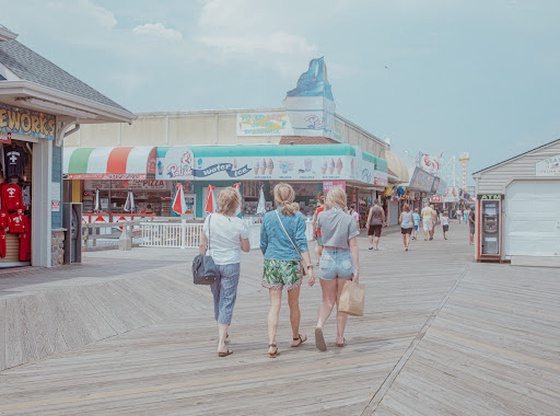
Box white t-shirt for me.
[203,213,248,265]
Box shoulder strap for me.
[275,210,306,265]
[207,214,212,251]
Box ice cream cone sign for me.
[205,185,216,214]
[172,183,187,215]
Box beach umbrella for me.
[205,185,216,214]
[172,183,187,215]
[123,190,135,213]
[94,188,101,212]
[256,186,266,215]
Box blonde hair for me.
[325,187,347,209]
[273,183,297,215]
[402,203,411,212]
[217,187,241,216]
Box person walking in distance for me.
[315,187,360,351]
[312,194,325,265]
[198,187,250,357]
[399,203,414,251]
[420,203,434,241]
[430,205,438,240]
[366,200,385,250]
[349,204,360,232]
[441,210,450,240]
[468,207,476,245]
[260,183,315,358]
[412,207,421,240]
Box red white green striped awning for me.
[63,147,157,180]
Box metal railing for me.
[139,218,314,249]
[140,220,203,248]
[82,219,148,251]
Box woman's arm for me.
[240,237,250,252]
[349,236,359,282]
[199,231,208,255]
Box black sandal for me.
[268,343,280,358]
[291,334,308,347]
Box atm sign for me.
[480,194,502,200]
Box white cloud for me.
[133,23,183,41]
[196,0,318,69]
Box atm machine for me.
[477,194,502,261]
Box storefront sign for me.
[442,186,461,203]
[85,180,169,190]
[323,181,346,192]
[408,167,436,192]
[479,194,502,200]
[157,149,359,182]
[237,112,294,136]
[536,154,560,176]
[0,103,56,140]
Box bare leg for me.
[317,279,337,328]
[368,234,373,249]
[267,288,282,354]
[375,236,380,250]
[287,286,302,339]
[217,323,229,353]
[335,278,349,345]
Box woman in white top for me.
[199,187,250,357]
[399,203,414,251]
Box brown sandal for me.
[268,343,280,358]
[291,334,308,347]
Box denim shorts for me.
[318,248,354,280]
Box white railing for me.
[140,220,202,248]
[139,218,314,249]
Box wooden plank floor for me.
[1,223,559,415]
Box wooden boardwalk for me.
[1,222,559,415]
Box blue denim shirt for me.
[260,207,309,260]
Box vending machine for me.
[477,194,503,261]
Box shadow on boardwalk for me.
[0,222,559,415]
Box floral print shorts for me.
[262,259,303,290]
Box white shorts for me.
[422,220,433,231]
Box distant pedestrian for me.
[456,208,462,224]
[420,203,435,241]
[349,204,360,232]
[412,208,421,240]
[430,205,438,240]
[366,200,385,250]
[312,193,326,265]
[199,187,250,357]
[399,204,413,251]
[441,211,450,240]
[468,208,476,245]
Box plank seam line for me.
[361,264,471,415]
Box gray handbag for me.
[192,215,219,285]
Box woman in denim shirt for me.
[260,183,315,358]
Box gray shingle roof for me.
[0,38,130,113]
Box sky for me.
[2,0,560,185]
